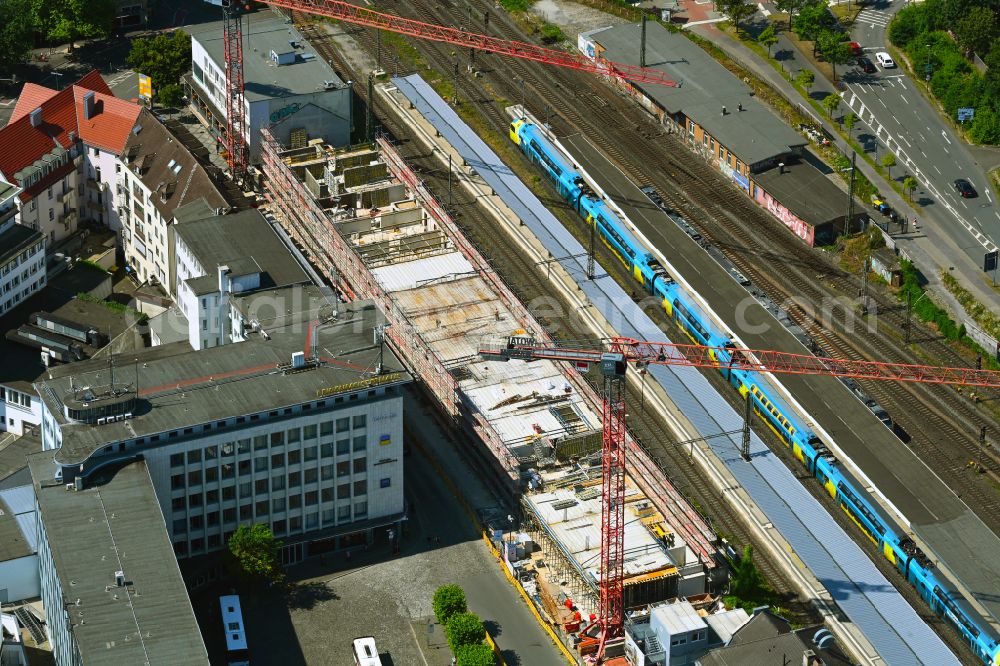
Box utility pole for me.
[860,256,870,314]
[484,9,490,32]
[741,392,753,462]
[587,218,596,280]
[905,290,912,344]
[448,153,453,208]
[640,13,647,68]
[844,150,857,236]
[453,59,460,106]
[376,28,381,72]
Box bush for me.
[456,642,496,666]
[446,612,486,653]
[433,585,467,626]
[539,23,565,44]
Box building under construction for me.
[260,129,719,618]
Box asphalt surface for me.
[561,129,1000,633]
[215,390,566,666]
[838,0,1000,262]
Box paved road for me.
[838,0,1000,262]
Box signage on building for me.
[137,74,152,100]
[957,107,975,123]
[379,434,391,446]
[269,102,301,124]
[315,372,403,398]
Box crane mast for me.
[480,335,1000,662]
[223,0,249,186]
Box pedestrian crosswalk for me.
[857,8,890,26]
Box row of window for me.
[1,244,44,276]
[0,278,45,315]
[173,501,369,557]
[0,387,32,409]
[169,453,371,491]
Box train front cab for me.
[509,119,525,144]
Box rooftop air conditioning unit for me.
[97,417,107,425]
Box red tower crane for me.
[480,335,1000,661]
[222,0,250,185]
[221,0,678,186]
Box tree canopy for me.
[127,30,192,106]
[758,24,779,57]
[456,643,496,666]
[817,31,853,80]
[446,612,486,653]
[718,0,758,35]
[32,0,116,50]
[433,584,468,626]
[227,523,284,583]
[0,0,34,69]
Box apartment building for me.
[0,179,45,320]
[0,72,142,248]
[116,108,229,287]
[33,299,409,563]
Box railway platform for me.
[385,72,960,666]
[559,131,1000,636]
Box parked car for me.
[870,193,892,215]
[953,178,977,198]
[849,41,863,56]
[875,52,895,68]
[857,56,876,73]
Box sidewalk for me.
[684,15,1000,333]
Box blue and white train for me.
[510,117,1000,666]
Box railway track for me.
[287,3,996,648]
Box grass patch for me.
[838,226,885,273]
[499,0,531,11]
[76,292,149,325]
[76,259,110,273]
[941,270,1000,341]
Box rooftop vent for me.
[291,351,306,368]
[323,80,338,90]
[115,570,125,587]
[29,108,42,127]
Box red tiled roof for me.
[9,83,58,123]
[74,88,142,154]
[0,70,140,186]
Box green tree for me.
[757,24,779,57]
[954,6,997,56]
[903,175,918,200]
[456,643,496,666]
[817,30,853,81]
[822,92,841,119]
[718,0,758,36]
[844,112,859,138]
[32,0,115,50]
[126,31,192,106]
[227,524,284,583]
[880,152,897,180]
[793,0,834,52]
[446,612,486,653]
[795,68,815,92]
[728,546,768,600]
[433,584,468,626]
[0,0,33,69]
[775,0,803,30]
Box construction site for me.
[260,127,721,649]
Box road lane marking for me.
[901,93,909,103]
[941,130,951,144]
[899,135,912,148]
[933,164,941,174]
[879,98,887,108]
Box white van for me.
[875,52,895,68]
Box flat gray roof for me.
[230,284,331,334]
[173,208,309,289]
[188,15,346,103]
[753,155,856,227]
[0,433,40,488]
[0,493,33,562]
[28,456,209,665]
[588,22,806,167]
[35,300,410,464]
[0,223,42,266]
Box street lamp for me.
[925,44,932,83]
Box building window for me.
[171,474,185,489]
[380,477,391,489]
[304,468,317,484]
[190,515,204,530]
[290,516,302,532]
[205,445,218,460]
[271,453,285,469]
[321,464,334,480]
[191,538,205,553]
[305,491,318,506]
[287,428,300,444]
[170,453,184,467]
[187,449,201,464]
[272,497,286,513]
[173,541,187,556]
[288,449,301,465]
[223,507,236,523]
[322,508,335,524]
[240,504,252,520]
[238,439,251,454]
[206,489,219,504]
[338,505,350,520]
[208,534,221,549]
[222,463,234,479]
[222,442,235,457]
[306,513,318,529]
[270,431,284,446]
[354,480,367,496]
[320,421,333,436]
[239,481,252,499]
[354,502,367,519]
[255,478,269,494]
[254,435,268,450]
[173,518,187,533]
[304,446,318,462]
[336,417,350,433]
[255,500,269,517]
[272,474,286,491]
[289,494,301,510]
[254,456,268,472]
[321,443,334,458]
[353,458,366,474]
[172,497,186,511]
[189,493,203,508]
[238,459,251,475]
[336,439,350,455]
[353,436,366,453]
[304,424,318,440]
[337,484,350,500]
[273,519,286,535]
[321,487,333,502]
[289,471,301,488]
[205,467,218,483]
[337,461,350,478]
[353,414,366,429]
